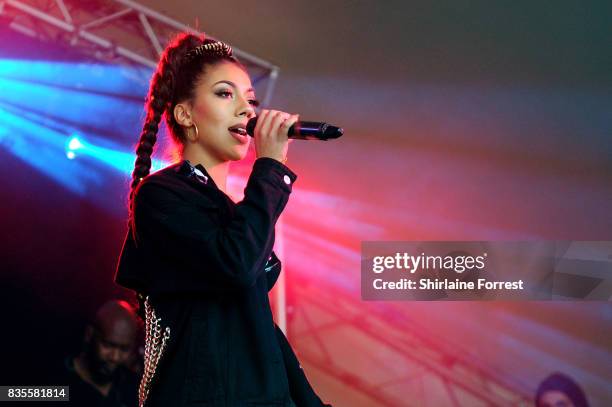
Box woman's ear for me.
[173,102,193,128]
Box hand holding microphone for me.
[252,110,298,163]
[248,115,343,141]
[252,109,344,164]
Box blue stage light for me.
[67,136,83,151]
[0,58,170,198]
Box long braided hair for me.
[128,32,243,223]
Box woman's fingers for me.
[254,110,299,138]
[271,112,291,138]
[253,110,299,162]
[281,114,299,138]
[253,109,269,138]
[258,110,280,139]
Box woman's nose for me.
[239,106,255,119]
[237,97,255,118]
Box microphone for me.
[246,117,343,141]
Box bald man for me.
[60,300,140,406]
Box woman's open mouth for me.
[228,126,249,144]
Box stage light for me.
[63,132,169,172]
[0,104,96,195]
[0,58,170,193]
[65,135,84,159]
[67,135,83,151]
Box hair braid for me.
[127,68,171,220]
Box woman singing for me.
[115,33,330,407]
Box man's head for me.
[536,372,590,407]
[82,300,139,384]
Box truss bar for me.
[138,12,162,56]
[8,0,73,31]
[261,67,279,107]
[295,318,346,335]
[110,0,278,70]
[295,306,334,364]
[374,368,427,389]
[7,0,157,68]
[273,218,288,333]
[111,0,196,34]
[3,0,279,127]
[381,302,533,403]
[300,349,401,407]
[5,0,279,89]
[443,378,463,407]
[54,0,71,24]
[80,8,132,30]
[79,30,157,68]
[295,283,529,406]
[8,20,36,37]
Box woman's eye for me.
[217,91,232,98]
[216,90,259,107]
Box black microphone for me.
[246,117,343,140]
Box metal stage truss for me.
[289,277,534,406]
[0,0,279,106]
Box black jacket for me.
[115,158,328,407]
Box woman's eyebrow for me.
[212,80,255,93]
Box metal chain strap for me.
[138,296,171,407]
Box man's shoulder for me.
[45,356,90,390]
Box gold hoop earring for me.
[190,123,199,140]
